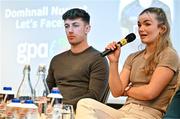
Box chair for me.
[100,85,110,103]
[163,88,180,119]
[163,62,180,119]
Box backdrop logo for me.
[17,43,48,64]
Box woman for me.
[75,7,179,119]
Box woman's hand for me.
[105,41,121,63]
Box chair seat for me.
[163,89,180,118]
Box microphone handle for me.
[101,43,122,57]
[100,47,117,57]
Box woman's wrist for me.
[110,61,119,64]
[124,82,133,96]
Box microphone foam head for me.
[125,33,136,43]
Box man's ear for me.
[85,25,91,34]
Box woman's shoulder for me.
[160,47,178,59]
[157,47,179,73]
[163,47,177,53]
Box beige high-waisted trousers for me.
[75,98,163,119]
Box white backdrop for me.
[0,0,179,104]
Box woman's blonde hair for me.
[139,7,173,75]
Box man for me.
[46,8,109,109]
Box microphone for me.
[100,33,136,57]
